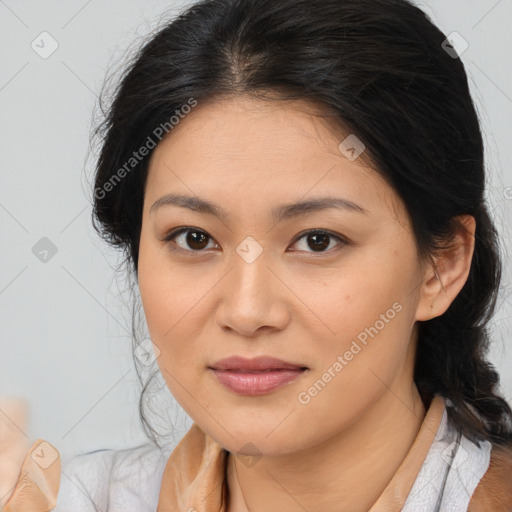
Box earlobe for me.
[415,215,476,322]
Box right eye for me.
[163,227,219,254]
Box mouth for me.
[208,356,308,395]
[209,355,308,372]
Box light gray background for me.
[1,0,511,462]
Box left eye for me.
[163,228,348,254]
[290,229,348,253]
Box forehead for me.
[151,94,372,162]
[145,95,407,224]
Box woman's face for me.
[137,95,429,456]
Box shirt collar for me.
[157,395,446,511]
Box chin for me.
[203,421,305,457]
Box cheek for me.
[138,234,195,334]
[138,264,210,414]
[301,253,418,387]
[137,243,217,381]
[293,289,414,438]
[306,261,408,341]
[139,275,205,360]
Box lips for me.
[209,356,308,395]
[209,356,307,372]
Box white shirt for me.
[53,405,492,512]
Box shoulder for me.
[54,441,172,512]
[468,442,512,511]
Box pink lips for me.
[209,356,307,396]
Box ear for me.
[415,215,476,321]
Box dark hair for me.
[90,0,512,448]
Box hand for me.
[0,397,31,509]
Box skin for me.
[0,398,30,508]
[137,94,476,511]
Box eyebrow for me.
[149,193,368,222]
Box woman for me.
[4,0,512,510]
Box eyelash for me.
[162,227,349,257]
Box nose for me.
[215,244,290,337]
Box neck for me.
[226,384,427,512]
